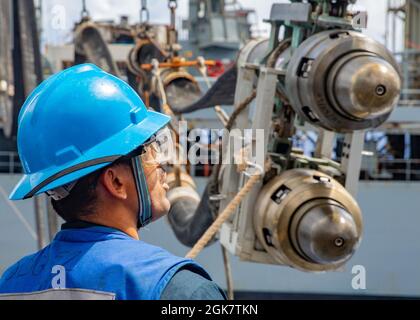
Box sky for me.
[40,0,404,52]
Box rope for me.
[195,60,242,296]
[226,90,257,130]
[186,172,261,259]
[162,103,175,117]
[151,60,180,138]
[208,90,258,221]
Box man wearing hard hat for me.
[0,64,226,300]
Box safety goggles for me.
[137,126,175,167]
[131,126,174,228]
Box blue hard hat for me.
[10,63,170,200]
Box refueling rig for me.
[166,0,402,273]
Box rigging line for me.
[81,0,89,18]
[0,185,38,241]
[140,0,149,23]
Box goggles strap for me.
[131,156,152,228]
[46,181,77,201]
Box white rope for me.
[186,172,262,259]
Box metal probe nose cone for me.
[332,55,401,120]
[296,204,359,265]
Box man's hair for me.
[51,158,131,222]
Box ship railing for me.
[362,158,420,181]
[394,50,420,108]
[0,151,22,174]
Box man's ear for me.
[99,165,129,200]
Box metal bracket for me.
[266,3,312,24]
[341,131,365,196]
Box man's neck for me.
[79,214,140,240]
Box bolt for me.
[334,237,345,247]
[375,85,387,96]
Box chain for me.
[81,0,89,18]
[140,0,150,23]
[168,0,178,10]
[168,0,177,28]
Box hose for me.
[167,181,218,247]
[168,65,238,114]
[74,21,121,77]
